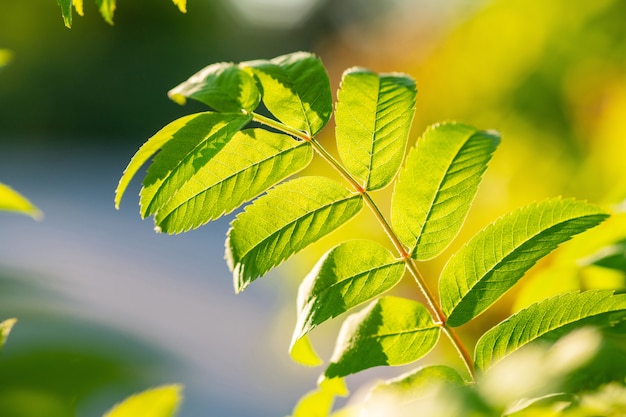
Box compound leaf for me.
[440,198,609,327]
[242,52,332,136]
[392,123,500,260]
[474,290,626,371]
[103,384,183,417]
[0,183,42,219]
[290,240,405,365]
[154,128,312,232]
[325,296,440,378]
[138,112,251,232]
[227,176,363,292]
[168,62,260,112]
[335,68,416,190]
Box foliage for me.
[0,183,42,220]
[117,52,625,415]
[55,0,186,27]
[103,385,183,417]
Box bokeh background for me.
[1,0,625,416]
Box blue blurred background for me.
[1,0,625,415]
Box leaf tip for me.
[168,91,187,106]
[289,334,323,367]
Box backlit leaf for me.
[325,296,440,378]
[171,0,186,13]
[168,62,260,112]
[0,183,42,219]
[580,238,626,273]
[370,365,465,397]
[153,128,312,232]
[115,112,250,215]
[103,385,183,417]
[0,49,14,68]
[242,52,332,136]
[73,0,84,16]
[288,378,347,417]
[0,319,16,353]
[138,112,251,231]
[391,122,500,260]
[227,176,363,293]
[290,240,405,364]
[474,290,626,371]
[440,198,608,327]
[95,0,116,25]
[335,68,416,190]
[57,0,73,27]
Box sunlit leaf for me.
[288,378,347,417]
[227,176,363,292]
[369,365,465,399]
[0,49,13,68]
[168,62,260,112]
[138,112,251,232]
[474,290,626,371]
[103,384,183,417]
[95,0,116,25]
[56,0,72,27]
[0,183,42,219]
[503,393,575,416]
[325,296,440,378]
[242,52,332,136]
[440,198,608,327]
[73,0,84,16]
[115,112,250,216]
[154,128,312,232]
[290,334,323,367]
[171,0,186,13]
[335,68,416,190]
[0,319,17,353]
[391,122,500,260]
[580,238,626,273]
[290,240,405,364]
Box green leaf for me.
[95,0,116,25]
[168,63,261,112]
[153,128,312,232]
[0,183,42,219]
[503,393,576,416]
[290,240,405,364]
[138,112,251,232]
[370,365,465,398]
[474,290,626,371]
[440,198,608,327]
[57,0,73,27]
[335,68,416,191]
[171,0,186,13]
[103,384,183,417]
[0,49,14,68]
[324,296,440,378]
[580,238,626,273]
[227,176,363,292]
[0,319,17,353]
[242,52,332,136]
[115,112,250,215]
[391,122,500,260]
[288,378,348,417]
